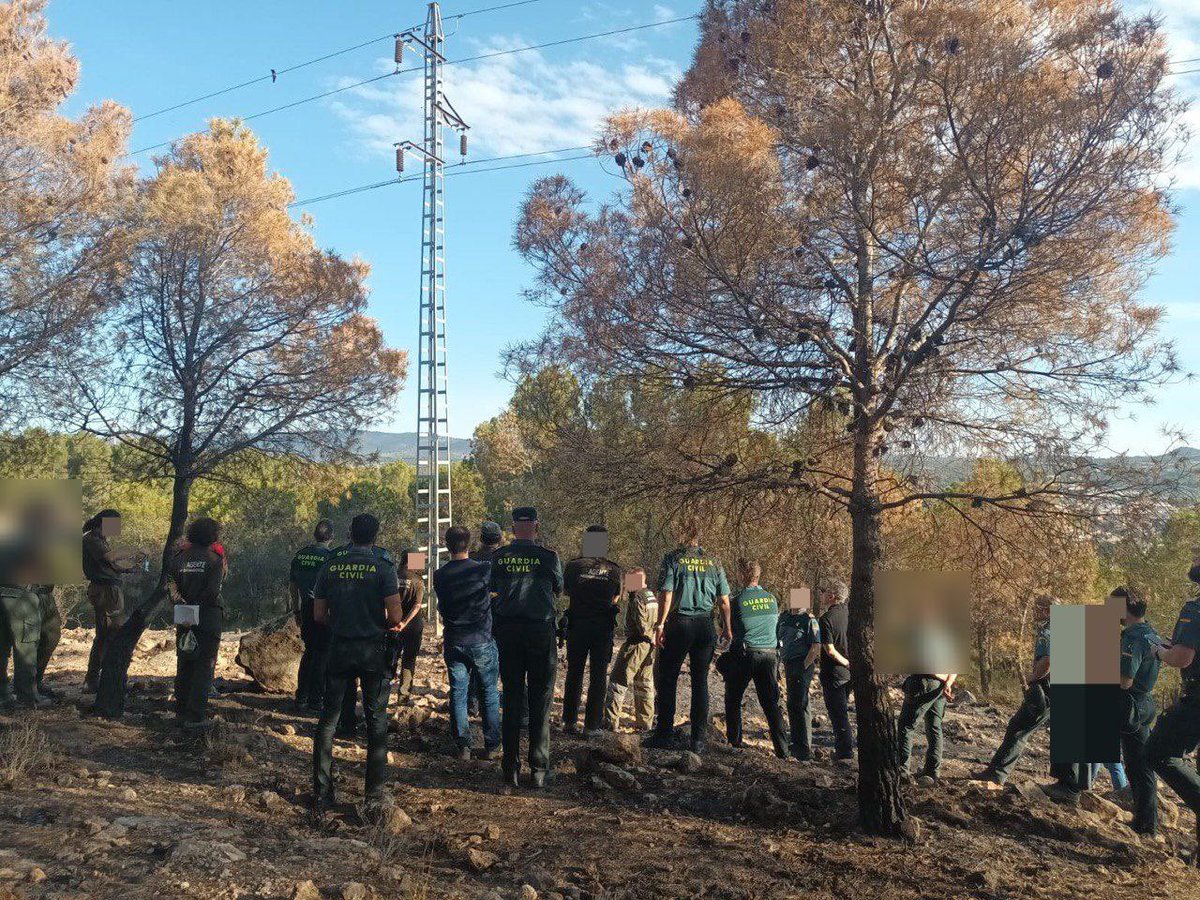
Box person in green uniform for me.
[489,507,564,789]
[974,594,1056,785]
[169,518,227,727]
[33,584,60,699]
[561,525,623,735]
[645,520,732,754]
[777,591,821,760]
[289,520,335,713]
[604,568,657,733]
[0,584,45,710]
[896,672,956,780]
[327,537,397,739]
[311,513,405,813]
[720,560,788,758]
[391,549,426,704]
[1147,554,1200,863]
[81,510,142,693]
[1114,586,1160,836]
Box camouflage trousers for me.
[604,639,655,731]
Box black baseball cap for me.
[480,521,503,543]
[512,506,538,523]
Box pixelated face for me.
[875,570,970,676]
[624,571,646,592]
[788,586,812,613]
[581,531,609,559]
[407,551,426,571]
[101,515,122,538]
[0,479,84,585]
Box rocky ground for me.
[1,627,1199,900]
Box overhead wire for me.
[128,13,701,157]
[132,0,547,124]
[289,147,596,207]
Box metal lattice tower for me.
[397,2,468,628]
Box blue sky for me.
[52,0,1200,456]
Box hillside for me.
[1,630,1197,899]
[349,431,474,463]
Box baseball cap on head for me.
[480,521,502,543]
[512,506,538,523]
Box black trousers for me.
[654,614,716,746]
[494,620,558,777]
[562,616,615,731]
[819,675,854,758]
[784,659,816,758]
[896,675,946,777]
[296,613,330,706]
[313,637,392,803]
[396,614,424,697]
[1147,689,1200,818]
[175,627,221,723]
[723,648,788,756]
[1121,690,1158,834]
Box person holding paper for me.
[169,517,227,728]
[645,519,731,755]
[721,559,789,758]
[777,585,821,760]
[561,525,623,735]
[604,567,657,733]
[81,509,143,693]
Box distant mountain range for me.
[350,430,473,462]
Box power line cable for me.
[289,148,595,207]
[129,13,700,157]
[132,0,547,124]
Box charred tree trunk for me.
[94,470,192,718]
[848,495,906,834]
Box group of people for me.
[5,503,1200,864]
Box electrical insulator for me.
[460,132,468,157]
[395,36,404,65]
[395,145,405,173]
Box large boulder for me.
[235,616,303,693]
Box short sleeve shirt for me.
[731,586,780,650]
[564,556,623,619]
[290,543,333,604]
[1171,598,1200,682]
[313,546,400,640]
[778,611,821,664]
[818,602,850,686]
[659,547,729,618]
[1121,621,1162,694]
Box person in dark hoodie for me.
[169,517,227,728]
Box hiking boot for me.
[530,771,547,790]
[502,768,520,789]
[1041,781,1081,806]
[455,746,473,762]
[642,732,675,750]
[562,722,580,735]
[481,745,502,761]
[969,767,1005,785]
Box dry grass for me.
[0,721,53,783]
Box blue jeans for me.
[445,640,501,750]
[1089,761,1129,790]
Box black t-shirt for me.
[313,545,400,640]
[434,558,493,646]
[564,556,623,621]
[170,543,226,633]
[819,601,850,686]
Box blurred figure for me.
[560,525,622,735]
[435,525,501,760]
[777,588,821,760]
[289,520,335,713]
[818,580,854,760]
[81,509,140,693]
[170,517,226,728]
[721,559,788,758]
[604,568,657,733]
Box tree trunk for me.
[94,471,192,718]
[976,623,992,696]
[848,497,906,835]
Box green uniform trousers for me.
[36,589,61,686]
[605,638,655,731]
[897,675,947,777]
[1147,688,1200,819]
[0,587,42,704]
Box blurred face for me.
[101,516,122,538]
